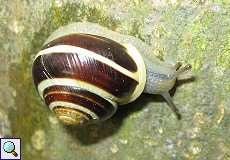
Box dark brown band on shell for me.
[44,85,115,119]
[33,53,138,98]
[43,85,114,109]
[42,34,137,72]
[45,93,109,118]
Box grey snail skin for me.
[32,22,191,125]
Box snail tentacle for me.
[162,92,181,120]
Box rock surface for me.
[0,0,230,159]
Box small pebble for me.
[110,144,119,154]
[48,116,58,125]
[31,129,46,151]
[158,128,163,134]
[191,146,201,155]
[166,139,174,149]
[119,139,128,145]
[187,127,201,139]
[144,136,158,146]
[54,0,63,7]
[189,142,202,155]
[211,5,221,13]
[12,90,17,97]
[169,0,177,5]
[193,112,206,125]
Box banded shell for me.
[32,32,146,125]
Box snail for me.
[32,22,191,125]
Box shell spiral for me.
[32,32,146,125]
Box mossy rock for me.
[0,1,230,160]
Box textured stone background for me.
[0,0,230,159]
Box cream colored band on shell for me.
[37,78,118,107]
[49,101,99,120]
[36,45,146,106]
[119,44,146,105]
[35,44,146,105]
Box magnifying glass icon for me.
[3,141,18,157]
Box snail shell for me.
[32,25,146,125]
[32,22,191,125]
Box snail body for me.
[32,22,191,125]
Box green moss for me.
[49,2,119,29]
[216,33,230,69]
[189,37,208,70]
[180,10,215,71]
[217,50,230,69]
[211,0,230,4]
[128,21,143,39]
[128,0,152,21]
